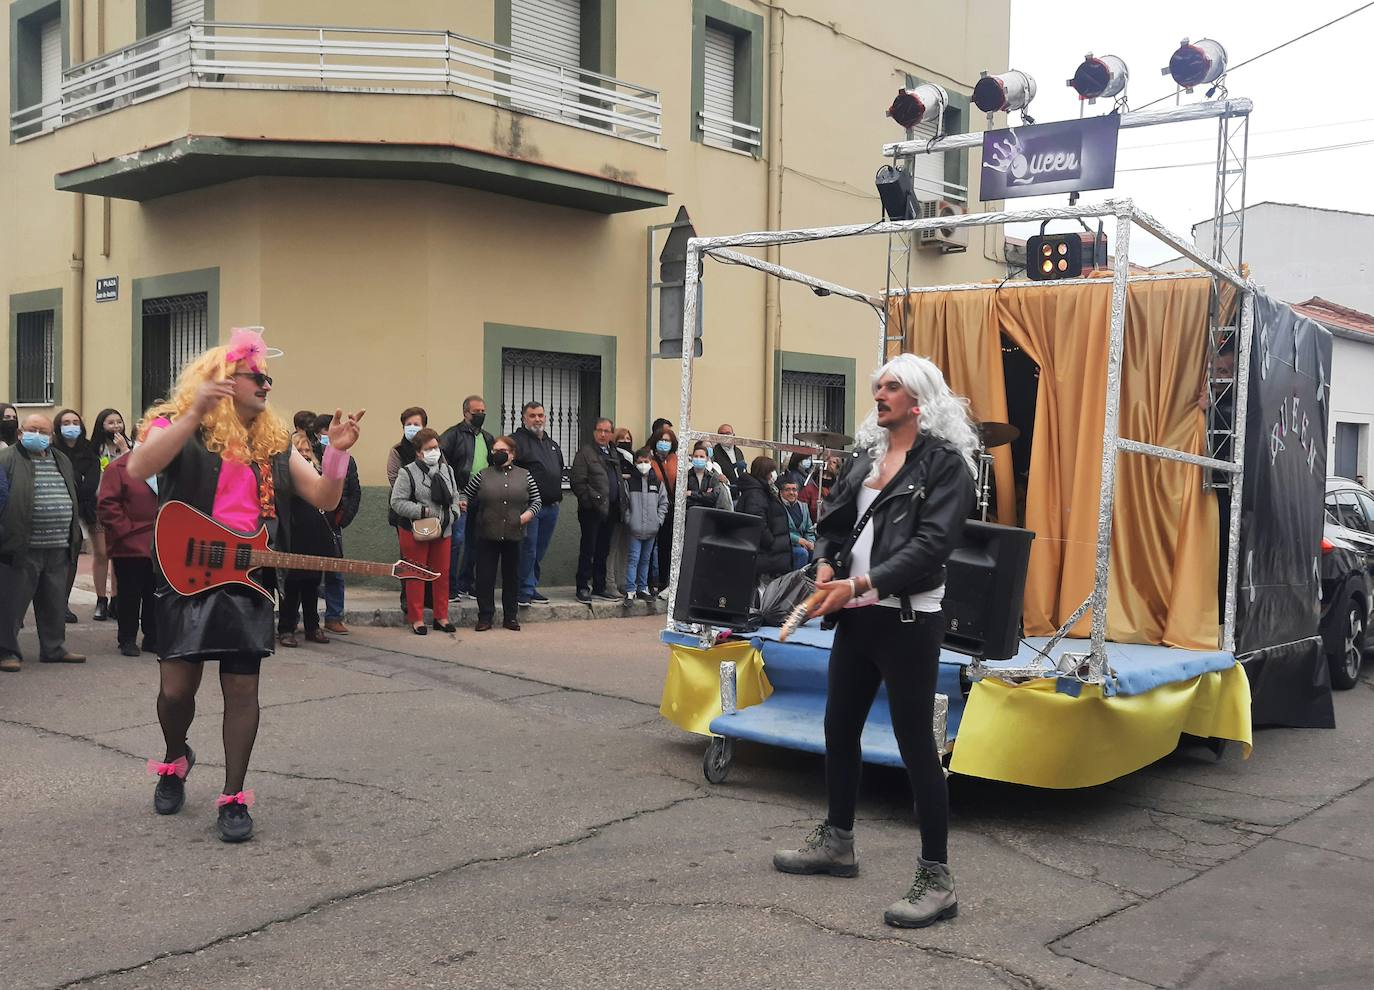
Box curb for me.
[343,598,664,628]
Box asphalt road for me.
[2,610,1372,990]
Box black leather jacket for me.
[814,433,974,602]
[439,421,494,490]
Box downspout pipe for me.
[68,0,85,411]
[761,4,783,441]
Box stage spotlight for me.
[1026,232,1083,281]
[1067,54,1128,103]
[875,165,916,221]
[1163,38,1227,92]
[887,83,948,130]
[973,69,1037,120]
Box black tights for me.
[824,606,948,864]
[157,659,261,795]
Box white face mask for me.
[635,462,651,475]
[768,471,778,485]
[422,449,441,467]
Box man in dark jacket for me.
[712,423,749,493]
[569,418,626,603]
[513,401,565,606]
[0,414,86,670]
[439,395,493,602]
[312,412,361,634]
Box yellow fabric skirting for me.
[659,640,772,735]
[948,664,1253,789]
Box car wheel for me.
[1329,597,1365,690]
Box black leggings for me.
[824,605,948,864]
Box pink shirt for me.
[151,417,262,533]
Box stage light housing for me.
[1164,38,1228,91]
[875,165,916,221]
[887,83,948,130]
[1067,54,1128,103]
[974,69,1037,115]
[1026,233,1084,281]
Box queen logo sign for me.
[979,115,1120,201]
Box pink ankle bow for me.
[215,790,255,809]
[147,756,189,779]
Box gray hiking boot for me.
[883,858,958,928]
[772,822,858,877]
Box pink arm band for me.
[322,445,351,480]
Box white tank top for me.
[845,485,944,613]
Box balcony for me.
[14,22,668,213]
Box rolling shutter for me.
[701,26,736,148]
[170,0,205,27]
[907,114,947,201]
[39,18,62,129]
[509,0,582,113]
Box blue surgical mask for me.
[656,440,672,454]
[60,424,82,441]
[705,445,714,457]
[691,457,707,470]
[403,424,422,441]
[318,434,330,447]
[21,431,51,453]
[800,458,813,471]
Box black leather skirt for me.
[153,577,275,662]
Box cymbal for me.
[977,422,1020,449]
[795,431,853,449]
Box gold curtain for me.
[890,277,1220,649]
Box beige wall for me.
[3,0,1012,485]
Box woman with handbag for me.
[389,428,459,635]
[460,435,541,632]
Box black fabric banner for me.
[1235,292,1335,728]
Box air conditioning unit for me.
[917,199,968,253]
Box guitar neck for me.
[249,550,394,578]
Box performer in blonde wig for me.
[127,328,365,842]
[773,353,976,929]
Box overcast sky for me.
[1003,0,1374,264]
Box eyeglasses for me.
[234,372,273,388]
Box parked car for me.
[1320,477,1374,689]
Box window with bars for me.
[15,310,56,405]
[779,369,845,442]
[141,292,208,406]
[500,347,602,484]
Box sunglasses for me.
[234,372,274,388]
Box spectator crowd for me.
[0,393,839,667]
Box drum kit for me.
[792,421,1019,523]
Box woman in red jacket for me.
[96,429,160,657]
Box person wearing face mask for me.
[461,435,541,631]
[390,428,459,636]
[0,402,19,448]
[622,447,668,602]
[439,396,493,605]
[513,401,564,608]
[276,426,337,648]
[96,419,160,657]
[605,427,636,601]
[0,414,86,671]
[312,412,361,636]
[55,409,100,623]
[87,408,134,621]
[783,451,815,492]
[647,426,679,598]
[388,407,429,616]
[570,418,627,603]
[686,440,731,511]
[734,455,794,584]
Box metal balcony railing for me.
[10,21,662,146]
[696,108,760,153]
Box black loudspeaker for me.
[673,508,764,627]
[942,520,1035,661]
[875,165,916,221]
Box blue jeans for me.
[454,509,478,594]
[456,510,472,595]
[323,534,345,621]
[518,500,560,598]
[626,536,656,594]
[791,544,810,570]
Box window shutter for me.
[39,18,62,130]
[510,0,582,113]
[701,26,736,148]
[170,0,205,27]
[907,114,946,201]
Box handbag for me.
[412,516,441,542]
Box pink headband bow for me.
[226,327,268,372]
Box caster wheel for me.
[703,736,735,784]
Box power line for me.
[1118,114,1374,151]
[1131,2,1374,113]
[1118,135,1374,172]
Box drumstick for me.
[778,589,827,642]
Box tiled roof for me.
[1291,296,1374,336]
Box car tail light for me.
[1321,537,1336,554]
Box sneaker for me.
[40,652,86,664]
[323,620,350,635]
[593,590,619,601]
[0,656,21,673]
[622,594,635,606]
[93,597,109,622]
[656,589,669,601]
[65,609,78,624]
[215,792,255,843]
[150,746,196,816]
[576,588,593,604]
[517,598,533,608]
[530,592,550,603]
[772,822,858,877]
[883,859,958,928]
[448,594,463,604]
[636,591,654,602]
[118,642,141,657]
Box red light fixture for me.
[887,83,948,130]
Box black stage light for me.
[1164,38,1227,92]
[1025,232,1083,281]
[875,164,916,221]
[1067,53,1128,103]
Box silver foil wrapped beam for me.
[704,247,882,310]
[1118,438,1240,474]
[1222,292,1255,652]
[887,270,1213,297]
[933,693,950,757]
[719,660,738,716]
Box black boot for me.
[93,597,109,621]
[216,793,255,843]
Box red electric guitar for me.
[155,500,439,600]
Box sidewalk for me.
[70,555,665,627]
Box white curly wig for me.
[854,353,980,479]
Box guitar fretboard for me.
[249,550,396,577]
